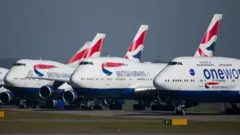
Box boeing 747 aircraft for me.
[26,14,222,110]
[3,33,105,108]
[154,57,240,115]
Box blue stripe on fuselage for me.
[75,88,136,97]
[158,90,240,102]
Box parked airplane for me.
[3,33,105,108]
[0,67,9,87]
[0,67,11,106]
[153,56,240,115]
[25,25,149,109]
[26,13,222,110]
[25,14,222,108]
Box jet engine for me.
[63,90,78,104]
[39,86,54,99]
[0,90,13,104]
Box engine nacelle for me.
[63,90,78,104]
[0,91,13,104]
[39,86,54,99]
[46,100,65,109]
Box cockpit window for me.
[168,61,183,65]
[79,61,93,65]
[13,63,26,66]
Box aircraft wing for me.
[135,87,157,92]
[0,86,10,93]
[26,70,71,82]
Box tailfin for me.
[66,41,91,67]
[82,33,105,60]
[124,25,149,62]
[194,14,222,57]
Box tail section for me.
[83,33,105,59]
[124,25,149,62]
[194,14,222,57]
[66,41,91,67]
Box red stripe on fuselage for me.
[34,64,55,69]
[102,62,125,68]
[206,82,219,85]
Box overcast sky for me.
[0,0,239,63]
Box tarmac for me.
[0,133,240,135]
[3,107,240,122]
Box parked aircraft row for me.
[2,13,237,115]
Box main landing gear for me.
[172,100,186,115]
[175,104,186,115]
[18,100,38,109]
[18,100,28,109]
[150,96,175,112]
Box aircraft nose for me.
[153,72,169,90]
[4,72,14,86]
[70,70,84,88]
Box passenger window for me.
[168,61,183,65]
[13,63,26,66]
[79,61,93,65]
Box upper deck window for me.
[168,61,182,65]
[13,63,26,66]
[79,61,93,65]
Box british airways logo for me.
[34,64,56,77]
[204,82,219,89]
[101,62,127,76]
[203,69,240,80]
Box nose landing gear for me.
[175,104,186,115]
[18,100,28,109]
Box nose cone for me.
[4,72,14,87]
[70,68,87,88]
[70,72,80,87]
[153,72,169,90]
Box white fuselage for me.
[70,57,167,97]
[0,67,9,94]
[0,67,9,86]
[153,56,240,102]
[4,59,73,100]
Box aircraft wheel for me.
[19,100,27,109]
[176,107,186,115]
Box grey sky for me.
[0,0,239,63]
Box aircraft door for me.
[198,78,205,90]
